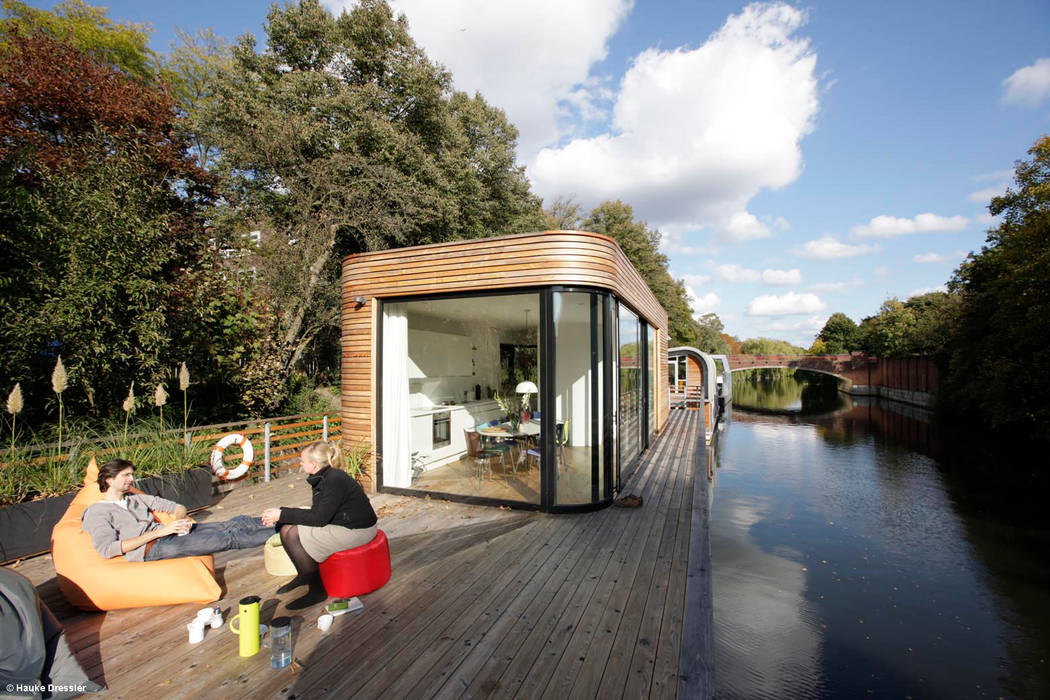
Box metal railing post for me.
[264,422,271,482]
[323,415,329,441]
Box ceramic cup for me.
[209,608,223,629]
[196,608,215,624]
[187,620,205,644]
[317,613,333,633]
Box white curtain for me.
[382,303,411,487]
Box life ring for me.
[210,433,253,480]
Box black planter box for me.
[0,467,215,563]
[0,492,76,562]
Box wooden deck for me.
[6,410,709,699]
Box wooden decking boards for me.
[4,409,709,699]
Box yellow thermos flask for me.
[229,595,261,656]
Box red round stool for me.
[318,529,391,597]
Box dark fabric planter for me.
[0,467,215,563]
[134,467,214,511]
[0,492,76,562]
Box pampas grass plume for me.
[51,356,67,394]
[154,383,168,407]
[179,362,189,391]
[122,382,135,413]
[6,383,22,415]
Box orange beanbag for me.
[51,458,221,611]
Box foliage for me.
[0,0,157,79]
[0,34,209,417]
[807,337,828,355]
[942,135,1050,441]
[738,337,807,355]
[816,312,861,354]
[342,440,371,480]
[198,0,545,384]
[858,293,955,358]
[163,28,233,169]
[576,200,730,353]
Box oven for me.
[432,410,451,449]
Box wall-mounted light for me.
[353,295,367,309]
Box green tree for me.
[0,0,157,78]
[200,0,543,375]
[943,136,1050,440]
[0,34,228,417]
[817,312,860,354]
[858,293,954,358]
[578,200,728,353]
[738,337,806,355]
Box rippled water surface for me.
[710,385,1050,699]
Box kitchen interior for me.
[404,293,540,498]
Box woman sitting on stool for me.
[261,440,377,610]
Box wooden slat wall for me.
[341,231,670,486]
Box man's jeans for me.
[144,515,275,561]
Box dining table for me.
[478,421,540,468]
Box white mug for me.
[196,608,215,624]
[317,613,333,633]
[187,620,205,644]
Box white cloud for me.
[761,268,801,285]
[716,264,761,283]
[1003,57,1050,106]
[808,278,862,293]
[914,252,949,263]
[529,2,819,239]
[795,236,878,259]
[756,315,824,334]
[851,213,968,238]
[681,273,712,287]
[907,285,948,298]
[686,287,722,314]
[874,266,890,278]
[968,185,1006,204]
[351,0,632,157]
[745,291,825,316]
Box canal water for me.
[711,368,1050,699]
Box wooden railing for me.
[1,412,342,483]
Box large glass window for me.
[381,293,540,504]
[552,292,604,505]
[618,305,642,474]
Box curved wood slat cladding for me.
[340,231,669,484]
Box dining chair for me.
[477,423,513,472]
[464,428,499,480]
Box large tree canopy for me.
[816,312,861,354]
[201,0,544,373]
[0,33,238,417]
[943,136,1050,441]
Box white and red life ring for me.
[210,433,253,480]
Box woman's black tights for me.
[277,524,328,609]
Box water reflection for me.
[712,389,1050,699]
[733,367,846,414]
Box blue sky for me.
[34,0,1050,345]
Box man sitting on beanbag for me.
[82,459,274,561]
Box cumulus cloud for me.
[907,285,948,298]
[349,0,632,157]
[529,2,819,239]
[681,273,712,287]
[756,315,824,334]
[716,264,761,283]
[745,291,825,316]
[762,268,801,285]
[795,236,878,259]
[851,213,968,238]
[685,287,722,314]
[808,278,862,293]
[914,250,964,264]
[1003,57,1050,106]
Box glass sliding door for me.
[617,304,643,476]
[381,292,540,504]
[552,291,604,505]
